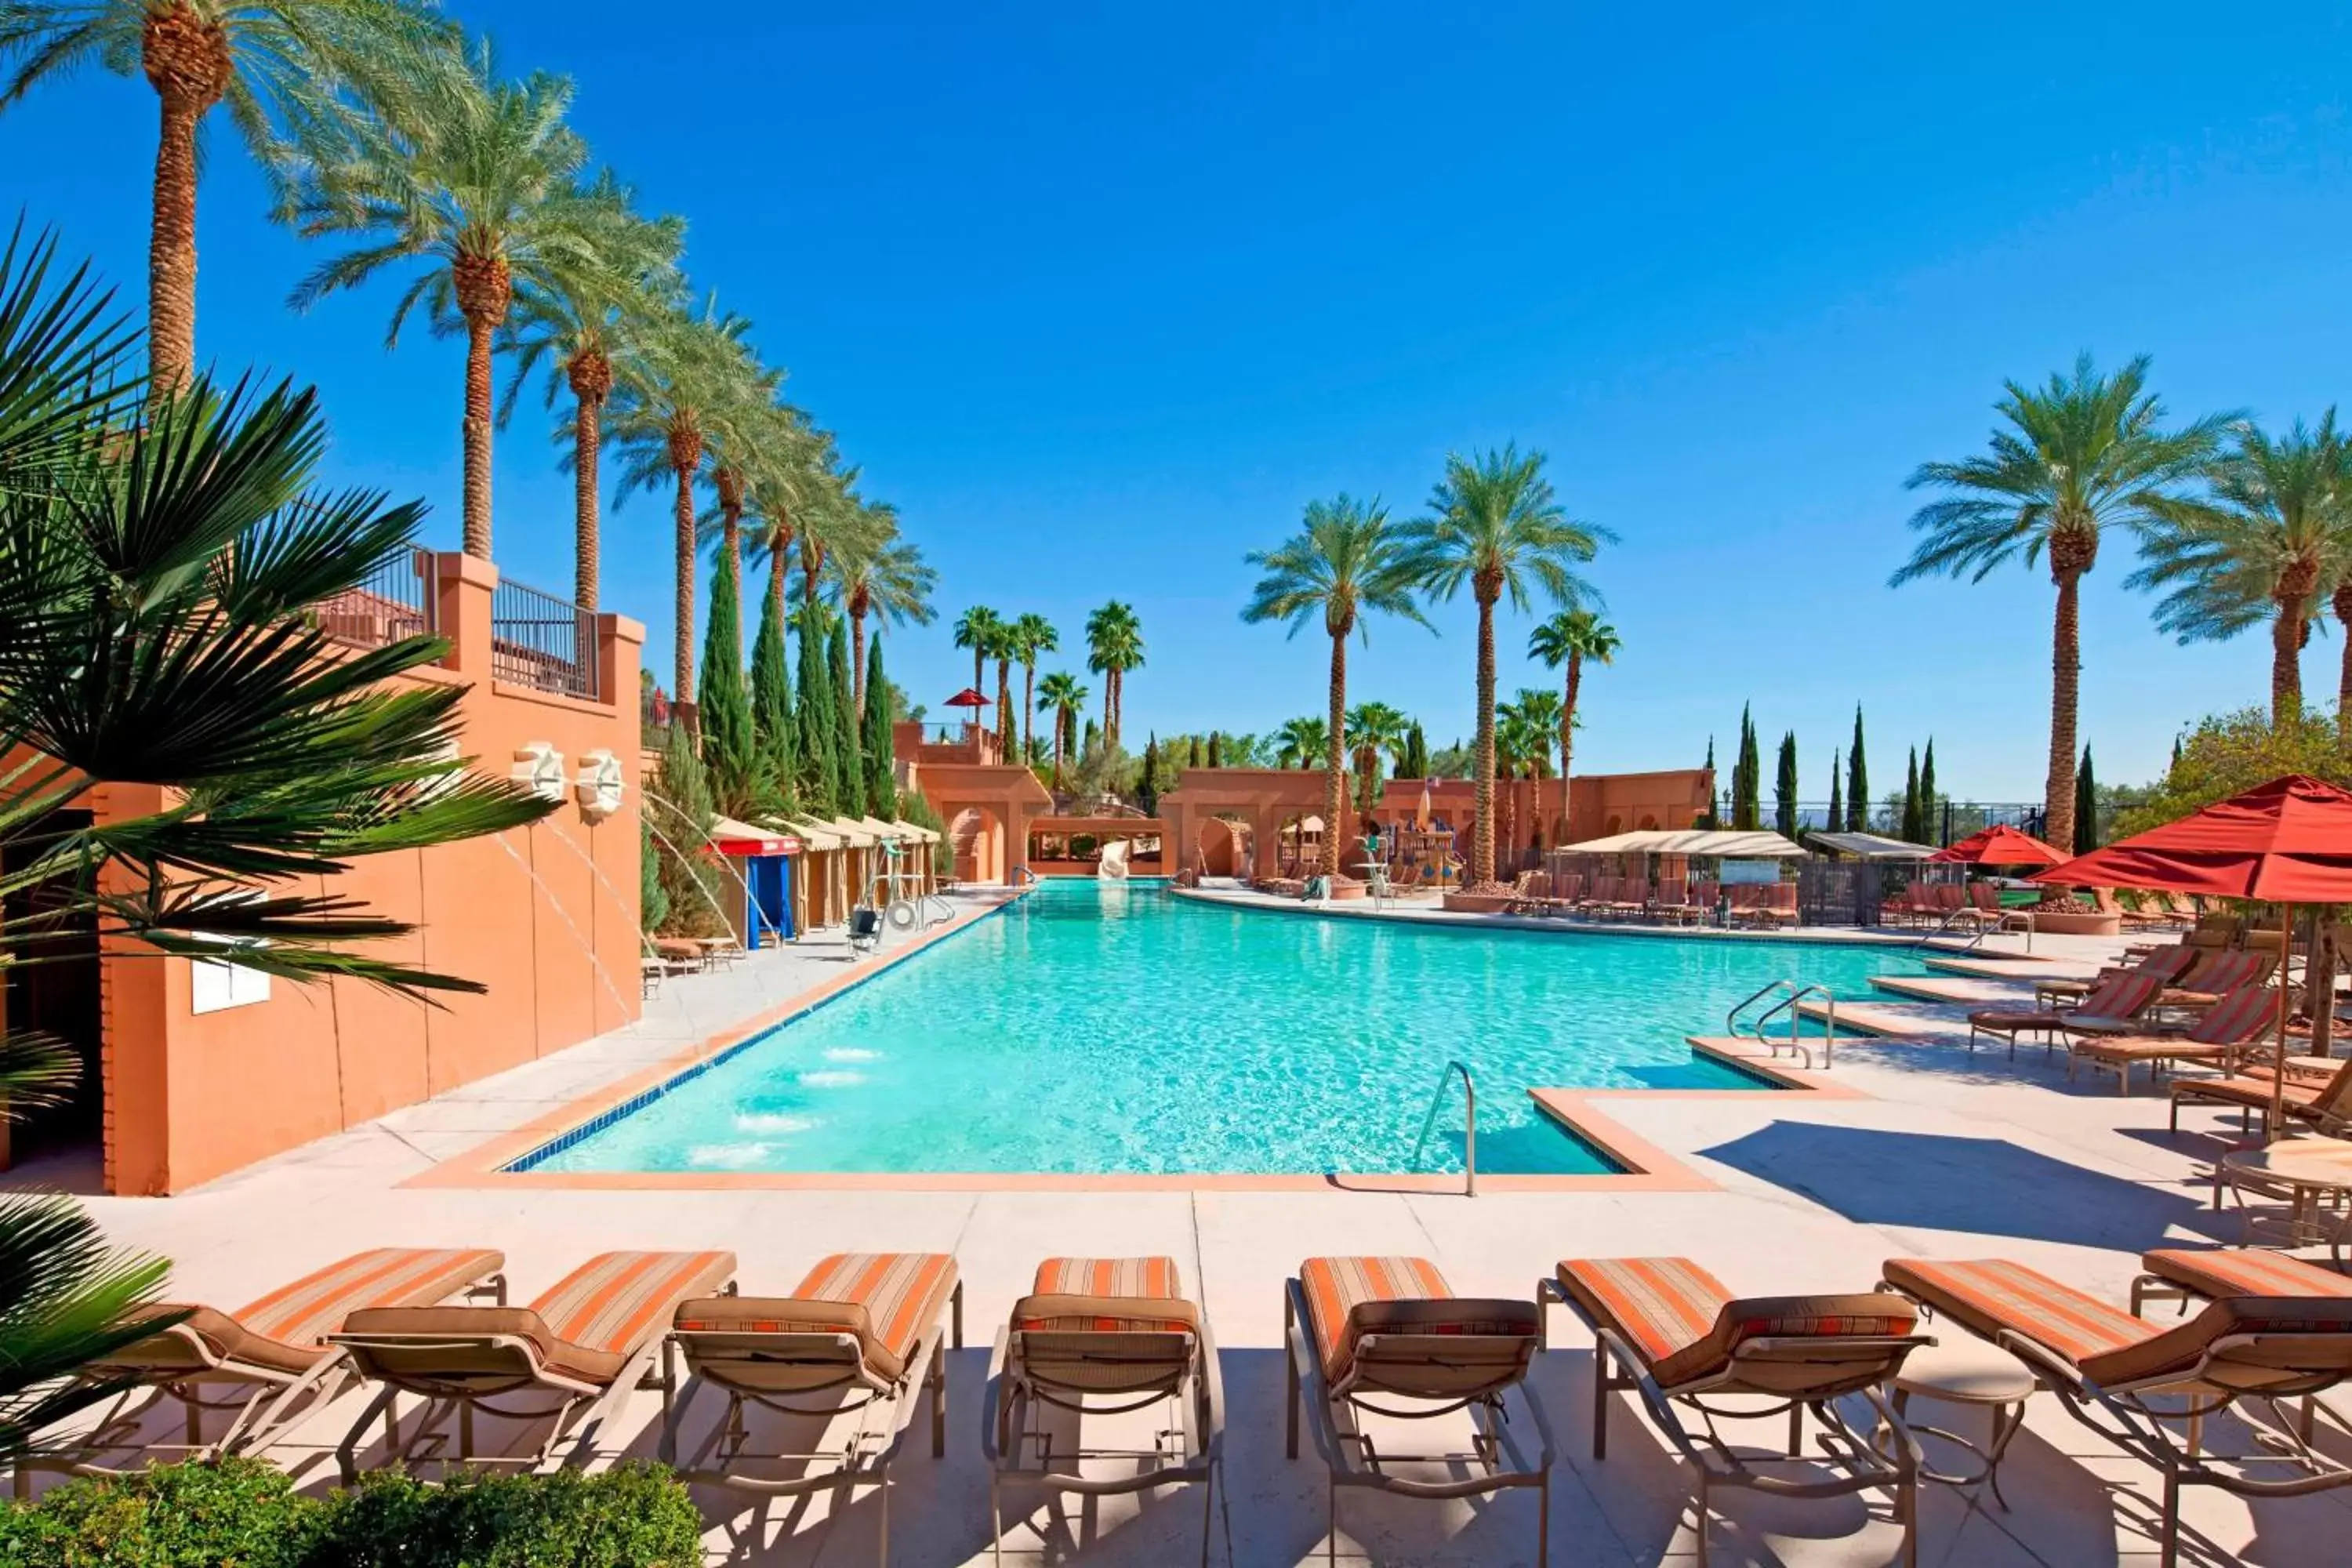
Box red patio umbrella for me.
[1930,823,2069,866]
[2032,773,2352,1131]
[942,687,990,710]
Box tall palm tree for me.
[953,605,1004,705]
[697,354,786,657]
[1084,600,1145,744]
[1526,607,1619,840]
[2129,412,2352,727]
[829,507,934,716]
[0,0,454,391]
[745,408,832,635]
[1243,495,1425,877]
[985,615,1018,754]
[607,296,754,726]
[497,169,681,608]
[1037,670,1087,784]
[285,45,616,559]
[1400,445,1610,891]
[1894,354,2228,849]
[1009,612,1056,763]
[1494,692,1558,862]
[1274,715,1329,770]
[1344,700,1410,818]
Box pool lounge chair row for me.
[24,1240,2352,1566]
[1503,872,1797,927]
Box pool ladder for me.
[1726,979,1838,1069]
[1408,1059,1477,1196]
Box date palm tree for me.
[1037,670,1087,785]
[2129,412,2352,727]
[1009,612,1055,763]
[0,230,548,1455]
[496,169,681,608]
[1400,445,1609,891]
[1526,608,1618,840]
[1344,700,1410,818]
[1243,495,1425,877]
[1893,354,2228,850]
[1083,600,1145,744]
[745,407,831,633]
[285,45,619,560]
[831,507,934,716]
[697,353,786,659]
[1494,691,1558,863]
[953,605,1003,706]
[0,0,456,391]
[607,295,754,726]
[1274,714,1329,770]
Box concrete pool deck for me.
[19,898,2351,1566]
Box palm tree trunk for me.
[996,659,1013,752]
[672,465,697,728]
[2336,585,2352,749]
[145,86,202,394]
[2042,568,2082,854]
[972,648,985,699]
[1323,633,1346,879]
[2273,601,2305,728]
[1022,662,1036,766]
[768,550,787,630]
[1472,590,1498,888]
[849,605,868,742]
[451,252,510,561]
[1561,652,1582,840]
[571,390,603,608]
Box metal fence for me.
[314,546,435,651]
[1712,797,2047,847]
[491,575,597,701]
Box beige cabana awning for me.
[1561,828,1809,858]
[786,818,846,850]
[857,815,908,840]
[828,816,880,847]
[709,815,797,854]
[891,818,941,843]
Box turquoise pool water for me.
[530,881,1923,1177]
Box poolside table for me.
[2219,1136,2352,1264]
[1877,1334,2035,1509]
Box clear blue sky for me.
[5,2,2349,800]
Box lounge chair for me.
[1882,1255,2352,1568]
[1653,880,1704,926]
[2061,984,2277,1094]
[2034,942,2200,1009]
[2129,1245,2352,1316]
[985,1256,1221,1567]
[1544,1258,1927,1568]
[660,1252,960,1563]
[328,1249,736,1482]
[1284,1257,1552,1562]
[2154,948,2275,1012]
[1965,967,2163,1058]
[2170,1053,2352,1134]
[16,1247,505,1487]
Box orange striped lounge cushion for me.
[1881,1258,2151,1367]
[1015,1256,1196,1333]
[115,1247,505,1376]
[2079,1295,2352,1388]
[782,1253,959,1381]
[532,1250,738,1380]
[2140,1249,2352,1303]
[1297,1256,1537,1381]
[1554,1258,1730,1371]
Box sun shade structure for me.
[2033,774,2352,1131]
[708,816,800,856]
[1807,831,1938,862]
[1560,828,1807,858]
[1931,825,2067,867]
[943,687,990,710]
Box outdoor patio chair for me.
[2170,1053,2352,1135]
[984,1256,1221,1568]
[1965,967,2164,1058]
[659,1252,960,1563]
[2060,984,2278,1094]
[1544,1258,1928,1568]
[1284,1257,1552,1564]
[2129,1245,2352,1317]
[2155,949,2276,1011]
[14,1247,506,1489]
[327,1249,737,1483]
[2033,942,2199,1009]
[1881,1255,2352,1568]
[1653,880,1704,926]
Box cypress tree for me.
[2074,745,2099,853]
[698,548,756,811]
[794,605,835,813]
[1846,706,1868,832]
[1205,730,1221,768]
[1403,721,1428,780]
[1828,748,1843,838]
[1138,734,1161,815]
[1773,731,1798,839]
[1900,748,1922,844]
[750,581,794,795]
[1733,705,1760,829]
[1918,739,1938,845]
[828,620,858,816]
[863,632,897,818]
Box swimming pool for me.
[527,881,1923,1178]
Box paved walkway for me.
[30,898,2352,1566]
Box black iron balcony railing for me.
[491,574,597,702]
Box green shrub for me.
[0,1460,702,1568]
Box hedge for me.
[0,1458,704,1567]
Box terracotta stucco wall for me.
[96,556,644,1195]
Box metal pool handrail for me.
[1727,979,1838,1069]
[1408,1059,1477,1196]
